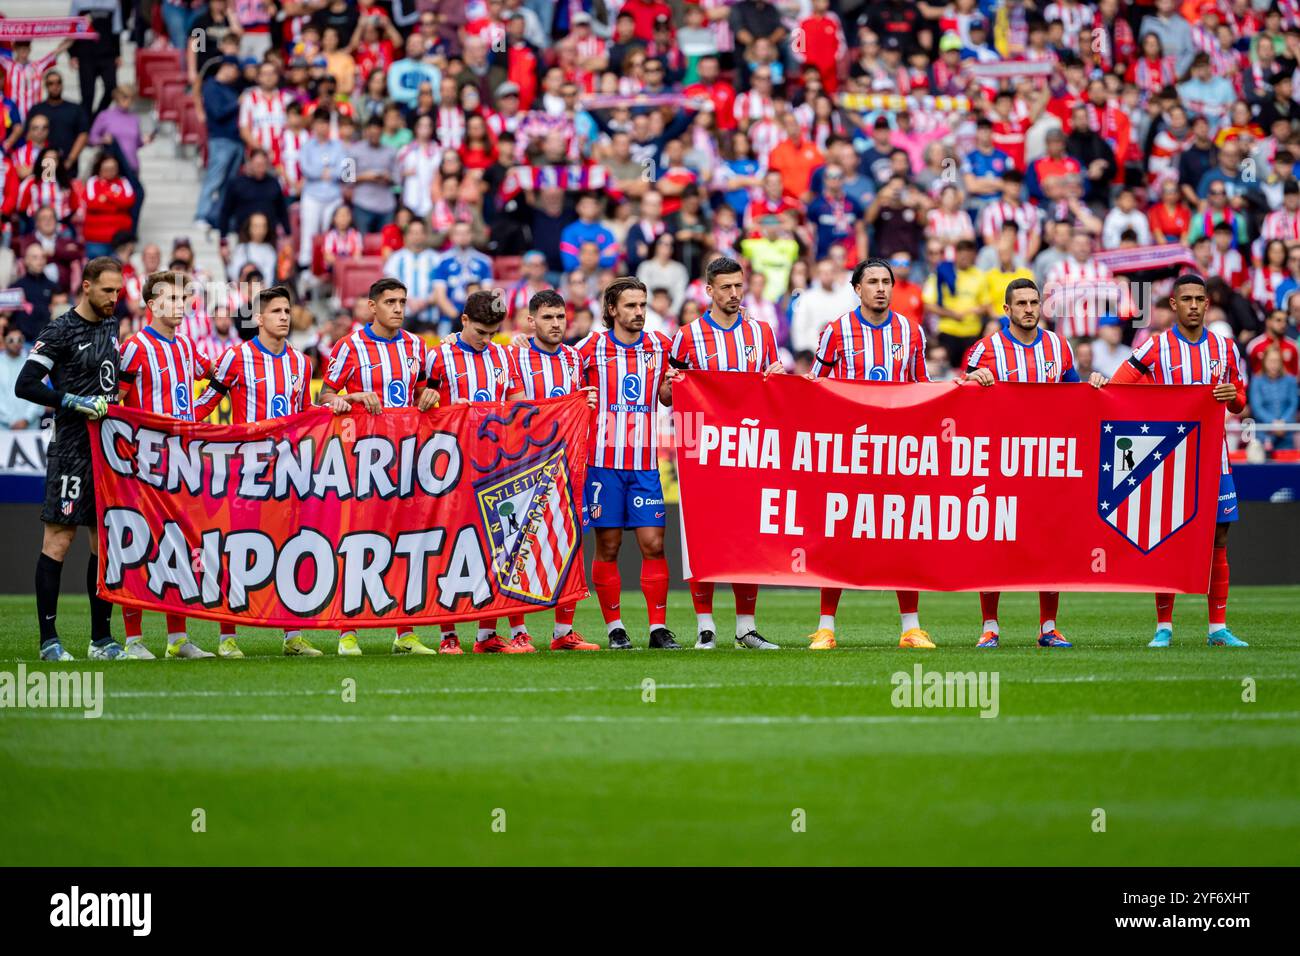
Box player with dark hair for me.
[424,288,535,653]
[116,270,217,659]
[193,285,352,657]
[805,257,937,650]
[1104,273,1250,647]
[15,257,125,660]
[511,288,602,650]
[319,276,439,656]
[577,276,682,650]
[659,255,783,650]
[962,277,1108,648]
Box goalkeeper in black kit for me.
[14,257,126,661]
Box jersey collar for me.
[364,323,401,343]
[1173,325,1209,347]
[607,329,645,349]
[529,337,561,356]
[702,308,744,333]
[1000,327,1043,349]
[143,325,176,344]
[253,337,288,358]
[853,307,894,329]
[454,337,489,355]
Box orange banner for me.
[89,396,592,628]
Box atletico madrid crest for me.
[475,447,581,605]
[1098,420,1201,553]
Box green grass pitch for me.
[1,587,1298,866]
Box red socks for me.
[1039,592,1059,628]
[1208,546,1229,628]
[592,560,623,624]
[555,604,575,626]
[1155,592,1175,626]
[896,590,919,615]
[979,591,1000,623]
[123,607,143,640]
[641,557,669,628]
[819,588,841,616]
[690,580,715,614]
[732,583,758,615]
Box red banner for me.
[89,396,592,628]
[674,375,1226,593]
[0,18,97,41]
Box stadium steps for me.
[21,0,223,283]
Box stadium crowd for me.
[1,0,1299,455]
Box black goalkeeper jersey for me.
[28,308,120,458]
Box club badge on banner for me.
[88,396,592,628]
[674,374,1226,594]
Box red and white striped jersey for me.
[812,309,929,382]
[733,91,776,126]
[747,117,784,164]
[1128,326,1246,474]
[1207,247,1247,290]
[1262,208,1300,241]
[9,140,38,175]
[194,328,242,365]
[577,329,673,471]
[435,107,466,150]
[926,208,975,256]
[669,310,778,373]
[965,327,1076,382]
[194,338,311,423]
[16,176,75,220]
[1250,267,1286,311]
[425,339,518,405]
[325,324,427,407]
[275,126,307,191]
[512,340,584,399]
[119,327,211,421]
[977,199,1041,259]
[1,53,58,119]
[322,227,363,263]
[1044,256,1113,338]
[239,88,291,153]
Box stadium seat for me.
[135,48,181,100]
[334,256,386,308]
[311,234,326,277]
[1229,450,1249,464]
[156,77,189,130]
[362,233,385,256]
[493,256,522,282]
[1274,449,1300,462]
[179,100,203,154]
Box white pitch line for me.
[8,711,1300,725]
[99,673,1300,699]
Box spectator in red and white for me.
[0,38,72,122]
[1147,178,1191,244]
[82,152,135,259]
[239,62,291,156]
[16,147,79,230]
[275,101,309,198]
[1208,222,1249,292]
[321,204,363,276]
[988,89,1033,172]
[1247,309,1300,377]
[1253,241,1291,316]
[1044,229,1114,339]
[734,67,777,129]
[395,114,442,220]
[745,169,799,232]
[979,170,1042,263]
[1262,181,1300,242]
[795,0,846,95]
[927,185,976,260]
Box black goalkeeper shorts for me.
[41,451,97,527]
